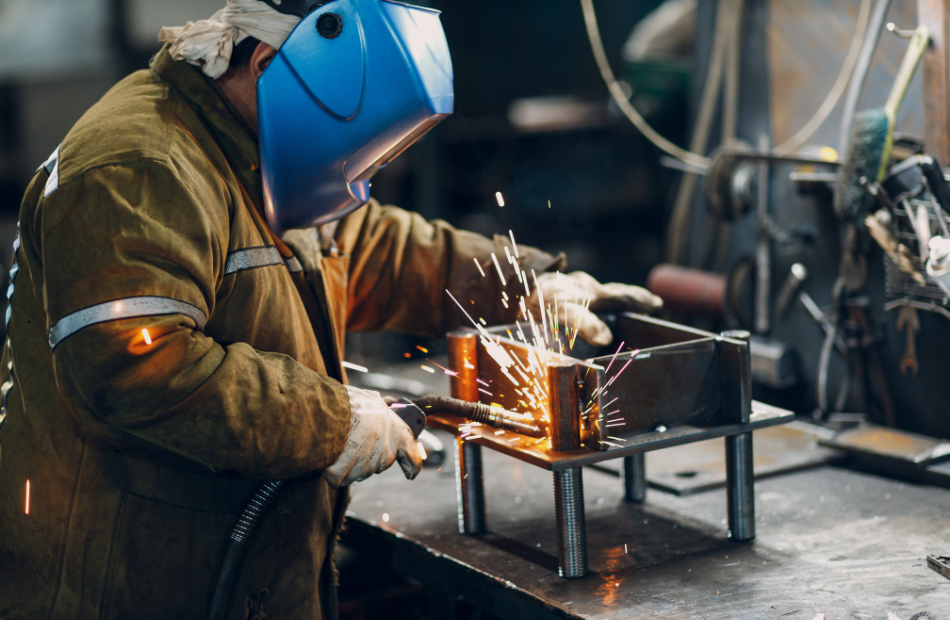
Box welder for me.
[0,1,662,618]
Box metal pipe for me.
[755,134,772,336]
[621,454,647,503]
[448,331,486,535]
[725,432,755,541]
[554,467,588,578]
[455,438,486,535]
[413,395,544,437]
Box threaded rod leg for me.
[455,439,485,534]
[554,467,587,578]
[621,454,647,503]
[726,432,755,541]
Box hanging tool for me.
[865,209,928,285]
[896,305,920,374]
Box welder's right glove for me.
[322,385,424,488]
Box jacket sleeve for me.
[33,160,351,480]
[335,200,566,337]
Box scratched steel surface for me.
[346,439,950,619]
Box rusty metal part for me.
[448,331,479,402]
[919,0,950,163]
[646,264,727,319]
[413,395,544,438]
[547,362,581,452]
[448,330,486,535]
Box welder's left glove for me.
[527,271,663,347]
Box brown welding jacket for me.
[0,47,564,619]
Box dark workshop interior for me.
[3,0,950,619]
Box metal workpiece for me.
[455,439,486,535]
[448,331,486,535]
[726,431,755,541]
[620,453,647,503]
[553,467,588,578]
[447,331,479,402]
[548,362,582,452]
[720,330,752,423]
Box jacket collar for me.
[150,45,263,201]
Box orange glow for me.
[24,479,29,514]
[416,345,429,353]
[142,329,152,345]
[114,302,122,312]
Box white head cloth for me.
[158,0,301,79]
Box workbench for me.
[343,436,950,619]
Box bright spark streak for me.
[479,388,493,396]
[474,258,486,277]
[417,441,427,460]
[25,480,29,515]
[491,253,507,286]
[504,245,513,264]
[476,378,490,387]
[496,192,505,207]
[421,365,436,374]
[382,513,390,522]
[509,230,520,258]
[142,329,152,345]
[416,345,429,353]
[341,361,368,373]
[522,271,530,298]
[607,436,627,442]
[494,430,505,436]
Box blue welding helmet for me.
[257,0,454,233]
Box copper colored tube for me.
[647,263,727,319]
[413,395,545,438]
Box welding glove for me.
[322,385,424,488]
[528,271,663,347]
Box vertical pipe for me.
[754,134,771,336]
[554,468,588,578]
[621,454,647,503]
[448,331,485,535]
[726,432,755,541]
[548,361,587,577]
[455,438,485,535]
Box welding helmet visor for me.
[257,0,454,233]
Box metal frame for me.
[437,313,793,579]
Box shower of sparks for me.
[142,329,152,345]
[496,192,505,207]
[341,361,368,373]
[441,228,642,443]
[491,253,507,286]
[474,258,486,277]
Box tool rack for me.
[427,313,794,579]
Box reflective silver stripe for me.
[224,246,283,275]
[285,256,303,273]
[0,223,21,428]
[43,145,61,197]
[224,246,303,275]
[48,296,208,351]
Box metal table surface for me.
[344,434,950,619]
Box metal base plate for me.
[426,401,793,471]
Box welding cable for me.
[774,0,871,155]
[579,0,710,170]
[208,480,286,620]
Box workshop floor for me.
[344,432,950,620]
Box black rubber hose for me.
[208,480,287,620]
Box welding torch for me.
[390,395,545,438]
